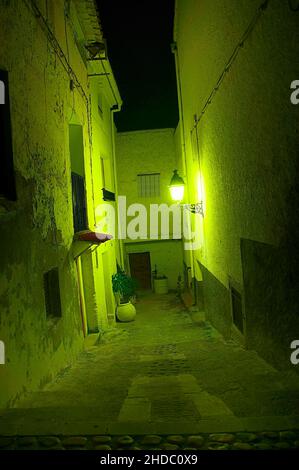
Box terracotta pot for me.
[153,277,168,294]
[116,301,136,322]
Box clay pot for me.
[116,301,136,322]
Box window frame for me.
[0,69,16,201]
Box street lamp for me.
[169,169,185,202]
[85,41,107,60]
[169,169,204,216]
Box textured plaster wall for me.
[116,129,182,241]
[0,0,118,407]
[116,129,178,211]
[0,0,84,408]
[116,129,184,288]
[175,0,299,368]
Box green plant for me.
[112,267,137,303]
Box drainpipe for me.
[172,17,195,288]
[110,105,124,269]
[91,54,124,269]
[171,42,187,181]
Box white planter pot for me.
[116,301,136,322]
[153,278,168,294]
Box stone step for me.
[1,407,298,436]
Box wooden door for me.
[129,252,151,290]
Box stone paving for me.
[1,431,299,450]
[0,292,299,449]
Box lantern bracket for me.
[183,202,204,216]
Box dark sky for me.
[97,0,179,132]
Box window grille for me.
[71,172,88,233]
[0,69,16,200]
[137,173,160,198]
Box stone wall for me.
[0,0,120,407]
[116,129,185,289]
[116,128,178,211]
[174,0,299,370]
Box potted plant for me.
[112,266,137,322]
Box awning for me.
[73,231,113,259]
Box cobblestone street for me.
[1,292,299,450]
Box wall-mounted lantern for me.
[85,41,107,60]
[169,169,204,216]
[169,169,185,202]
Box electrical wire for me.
[64,3,70,63]
[24,0,88,105]
[100,59,120,109]
[24,0,96,219]
[192,0,270,130]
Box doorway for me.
[69,124,87,233]
[129,252,151,290]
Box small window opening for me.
[44,268,62,319]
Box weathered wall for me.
[174,0,299,370]
[116,129,178,211]
[0,0,86,408]
[0,0,120,408]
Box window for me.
[69,124,88,233]
[44,268,62,319]
[71,172,88,232]
[0,70,16,200]
[137,173,160,198]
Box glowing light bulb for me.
[169,170,185,202]
[170,185,185,202]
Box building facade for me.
[0,0,122,408]
[173,0,299,371]
[116,128,184,291]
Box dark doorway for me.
[0,69,16,200]
[69,124,88,233]
[129,252,151,290]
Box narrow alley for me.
[1,0,299,458]
[1,292,299,450]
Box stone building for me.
[0,0,122,408]
[116,128,184,290]
[173,0,299,371]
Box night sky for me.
[98,0,179,132]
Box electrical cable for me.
[101,59,120,109]
[24,0,88,105]
[24,0,96,220]
[192,0,270,130]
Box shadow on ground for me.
[1,292,299,449]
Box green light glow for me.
[169,169,185,202]
[170,184,185,202]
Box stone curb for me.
[0,430,299,451]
